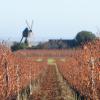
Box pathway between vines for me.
[30,60,75,100]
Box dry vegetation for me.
[0,39,99,100]
[58,40,100,99]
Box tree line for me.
[11,31,97,51]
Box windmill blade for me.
[26,20,31,30]
[31,20,34,30]
[29,20,34,36]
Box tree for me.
[76,31,96,45]
[11,42,28,51]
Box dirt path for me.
[30,64,75,100]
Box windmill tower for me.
[20,20,34,47]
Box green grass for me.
[47,58,56,64]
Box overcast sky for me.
[0,0,100,42]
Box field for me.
[0,39,100,100]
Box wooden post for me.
[29,64,32,95]
[16,65,20,100]
[4,59,9,99]
[91,57,99,100]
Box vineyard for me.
[0,39,100,100]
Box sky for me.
[0,0,100,42]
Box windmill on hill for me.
[20,20,34,47]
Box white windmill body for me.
[26,20,34,47]
[28,30,34,47]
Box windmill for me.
[20,20,34,47]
